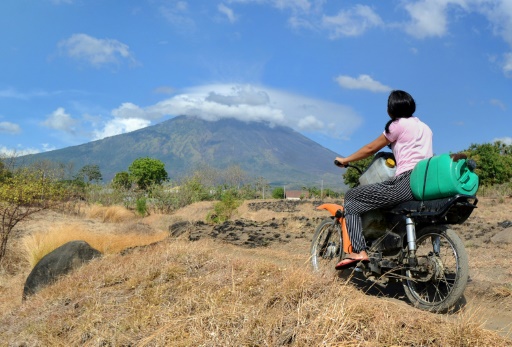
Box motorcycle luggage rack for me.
[386,194,478,225]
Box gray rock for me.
[490,229,512,245]
[498,220,512,228]
[169,221,192,237]
[23,240,102,299]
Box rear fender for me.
[316,203,353,254]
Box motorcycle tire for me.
[402,226,469,313]
[310,217,345,274]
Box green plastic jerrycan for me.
[410,153,479,200]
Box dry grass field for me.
[0,198,511,346]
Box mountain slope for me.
[23,116,345,188]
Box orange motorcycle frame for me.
[316,203,353,254]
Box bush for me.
[0,167,69,262]
[136,197,148,216]
[464,141,512,186]
[272,187,284,199]
[207,190,242,224]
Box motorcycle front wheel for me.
[310,218,345,275]
[402,226,469,313]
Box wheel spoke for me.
[311,219,343,273]
[404,231,465,310]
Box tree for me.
[253,176,271,199]
[342,156,374,188]
[77,164,102,183]
[272,187,285,199]
[224,165,247,189]
[0,167,68,263]
[323,188,341,198]
[207,189,242,224]
[302,186,321,199]
[464,141,512,186]
[112,171,132,190]
[128,157,169,190]
[0,159,12,183]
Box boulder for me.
[169,221,192,237]
[23,240,102,299]
[490,229,512,245]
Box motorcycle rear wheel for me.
[310,218,345,275]
[402,226,469,313]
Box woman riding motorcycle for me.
[334,90,433,269]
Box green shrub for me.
[136,197,148,216]
[207,190,242,224]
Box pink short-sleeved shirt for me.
[383,117,433,176]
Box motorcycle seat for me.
[386,194,478,224]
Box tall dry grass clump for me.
[3,238,509,346]
[22,222,168,267]
[84,204,135,223]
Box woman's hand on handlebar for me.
[334,157,348,168]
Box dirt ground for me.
[9,197,512,340]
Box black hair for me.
[385,90,416,133]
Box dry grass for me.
[22,222,168,268]
[471,196,512,221]
[84,204,136,223]
[492,285,512,298]
[170,201,214,222]
[1,238,508,346]
[1,198,511,345]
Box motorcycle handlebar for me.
[334,159,363,174]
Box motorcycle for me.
[310,154,477,313]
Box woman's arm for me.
[335,133,389,166]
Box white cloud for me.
[0,146,40,156]
[93,118,151,140]
[143,83,362,139]
[218,3,237,23]
[478,0,512,47]
[0,121,21,134]
[91,103,156,140]
[0,88,57,99]
[298,115,324,130]
[42,107,79,133]
[503,52,512,76]
[111,102,165,121]
[335,74,392,93]
[58,33,135,68]
[94,84,362,142]
[490,98,506,110]
[403,0,452,39]
[493,137,512,145]
[401,0,512,42]
[322,5,383,38]
[148,86,286,124]
[42,143,57,152]
[273,0,311,12]
[112,103,148,119]
[159,1,196,32]
[228,0,311,13]
[0,88,26,99]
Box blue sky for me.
[1,0,511,160]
